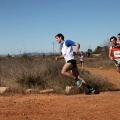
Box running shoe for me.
[85,88,96,95]
[76,80,83,88]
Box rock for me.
[0,87,9,94]
[65,86,79,95]
[40,89,54,94]
[25,89,33,94]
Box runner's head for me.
[117,33,120,41]
[55,33,64,44]
[110,36,117,45]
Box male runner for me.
[117,33,120,44]
[55,33,97,94]
[109,36,120,73]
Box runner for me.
[55,33,97,94]
[109,36,120,73]
[79,51,85,69]
[117,33,120,44]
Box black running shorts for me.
[114,60,120,67]
[67,59,76,67]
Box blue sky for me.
[0,0,120,55]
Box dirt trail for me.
[85,67,120,88]
[0,68,120,120]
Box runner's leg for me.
[61,63,76,79]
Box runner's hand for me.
[55,57,61,61]
[110,57,114,60]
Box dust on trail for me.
[85,67,120,88]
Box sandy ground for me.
[0,67,120,120]
[85,67,120,88]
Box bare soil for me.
[85,67,120,88]
[0,67,120,120]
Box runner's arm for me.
[55,56,64,61]
[109,46,113,60]
[74,43,80,54]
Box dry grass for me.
[0,56,119,94]
[84,57,115,69]
[78,70,119,92]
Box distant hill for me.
[0,52,60,57]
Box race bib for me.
[114,51,120,57]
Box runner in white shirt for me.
[55,33,97,94]
[79,51,84,69]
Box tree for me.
[93,46,102,54]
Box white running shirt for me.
[61,40,75,62]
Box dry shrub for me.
[79,70,119,92]
[0,57,119,94]
[85,58,115,69]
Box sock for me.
[75,78,80,81]
[86,85,93,89]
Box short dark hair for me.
[55,33,64,40]
[110,36,117,42]
[118,33,120,36]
